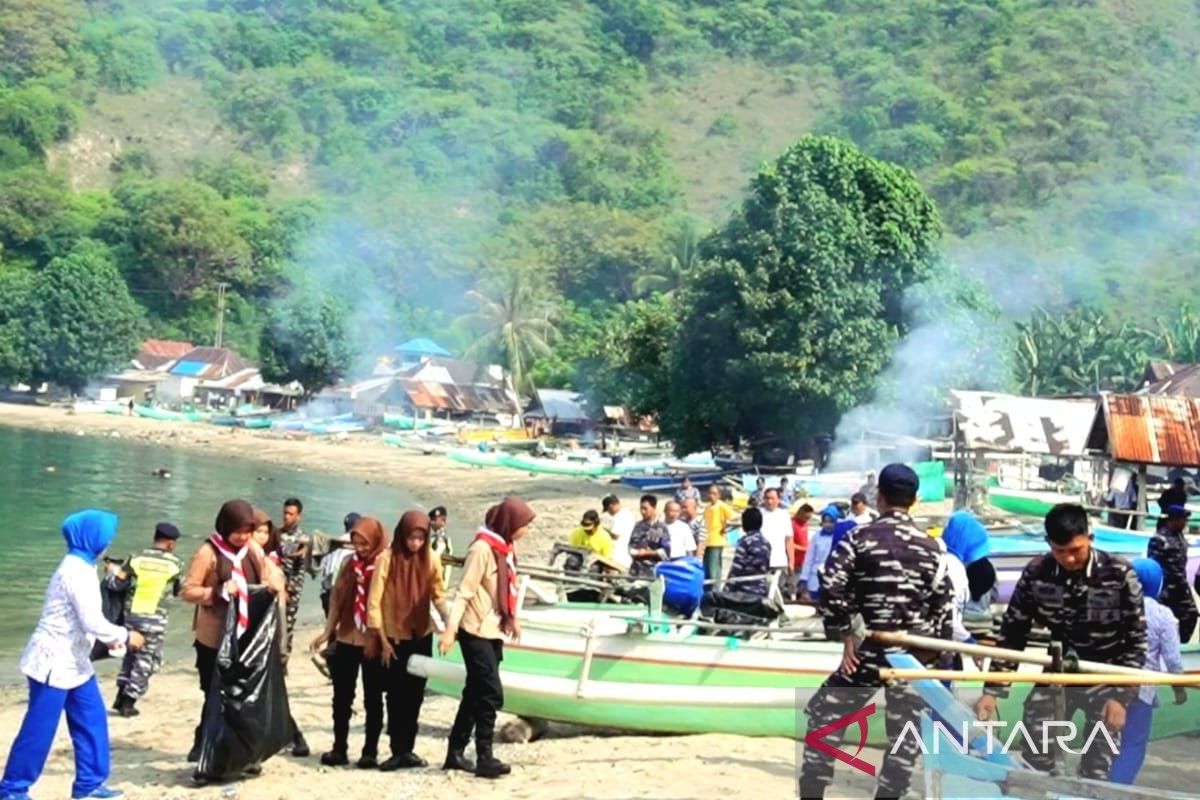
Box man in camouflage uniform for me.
[111,522,183,716]
[975,503,1146,780]
[1147,503,1197,642]
[279,496,312,656]
[798,464,952,800]
[726,507,772,596]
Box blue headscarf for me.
[941,510,989,565]
[830,519,858,551]
[819,504,842,526]
[1132,557,1163,600]
[62,509,119,564]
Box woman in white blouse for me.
[0,510,145,800]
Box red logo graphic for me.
[803,703,877,777]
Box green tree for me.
[662,136,942,455]
[632,216,703,298]
[592,295,679,418]
[22,242,144,393]
[0,268,36,385]
[1013,306,1154,397]
[458,266,559,399]
[259,295,355,396]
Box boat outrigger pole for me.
[868,631,1157,676]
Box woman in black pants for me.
[367,510,450,770]
[439,497,535,779]
[309,516,388,768]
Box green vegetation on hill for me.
[2,0,1200,432]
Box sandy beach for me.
[2,404,1197,799]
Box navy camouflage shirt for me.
[727,530,772,596]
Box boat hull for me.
[416,606,1200,740]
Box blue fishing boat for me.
[619,470,734,492]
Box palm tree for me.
[458,267,559,402]
[633,216,704,298]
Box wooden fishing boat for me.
[446,447,508,467]
[986,524,1200,603]
[987,487,1079,518]
[410,604,1200,741]
[619,469,734,491]
[133,405,208,422]
[498,452,620,478]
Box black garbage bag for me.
[700,589,785,636]
[195,586,292,782]
[89,566,128,661]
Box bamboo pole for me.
[868,631,1155,676]
[879,668,1200,686]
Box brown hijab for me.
[481,497,535,633]
[388,510,432,638]
[211,498,262,585]
[335,516,387,633]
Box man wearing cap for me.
[110,522,183,716]
[798,464,952,800]
[429,506,454,587]
[1148,503,1197,642]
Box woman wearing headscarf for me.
[0,510,144,800]
[940,510,997,622]
[797,504,843,601]
[439,497,534,779]
[181,499,286,766]
[1110,558,1186,785]
[365,511,449,770]
[309,516,389,768]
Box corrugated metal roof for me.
[169,347,251,379]
[1099,394,1200,467]
[395,338,451,357]
[949,390,1097,456]
[525,389,591,422]
[136,339,194,370]
[1145,364,1200,398]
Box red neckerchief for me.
[474,527,517,632]
[352,553,376,632]
[209,533,249,637]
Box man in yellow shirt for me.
[568,510,613,560]
[699,485,735,587]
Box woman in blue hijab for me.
[0,510,144,800]
[941,510,997,617]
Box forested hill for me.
[2,0,1200,393]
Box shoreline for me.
[0,403,608,566]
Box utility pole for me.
[214,282,229,348]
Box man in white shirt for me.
[601,494,635,569]
[663,500,697,560]
[850,492,879,526]
[759,488,795,573]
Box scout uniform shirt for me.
[985,549,1147,703]
[123,547,182,619]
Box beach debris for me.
[45,466,56,472]
[152,467,171,478]
[498,715,547,743]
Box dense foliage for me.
[1,0,1198,444]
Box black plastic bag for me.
[700,589,785,636]
[195,586,292,781]
[89,568,129,661]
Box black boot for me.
[321,748,349,767]
[442,748,475,772]
[291,728,310,758]
[380,752,427,771]
[115,694,140,718]
[474,742,510,779]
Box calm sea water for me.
[0,423,434,675]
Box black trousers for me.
[384,635,433,754]
[330,643,385,756]
[192,641,219,750]
[448,632,504,756]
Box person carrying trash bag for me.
[193,582,294,785]
[182,499,290,784]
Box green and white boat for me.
[986,487,1080,518]
[410,604,1200,741]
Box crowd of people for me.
[0,495,536,800]
[2,464,1195,800]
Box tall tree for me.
[22,242,144,393]
[259,296,355,397]
[459,266,559,399]
[662,136,942,455]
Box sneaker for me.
[73,786,125,799]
